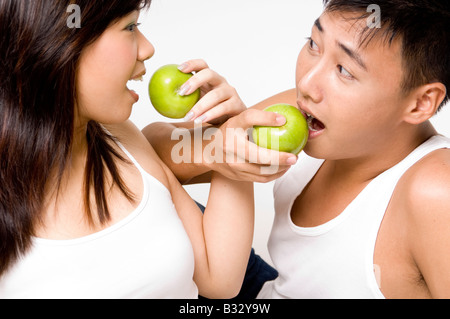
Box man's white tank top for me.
[0,142,198,299]
[257,135,450,299]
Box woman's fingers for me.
[177,59,246,124]
[178,59,210,73]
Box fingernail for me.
[276,115,286,125]
[183,111,195,122]
[194,115,207,125]
[287,156,297,165]
[178,84,190,96]
[178,63,188,72]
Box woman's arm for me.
[163,163,254,298]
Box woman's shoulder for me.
[104,120,171,189]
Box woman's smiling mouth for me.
[127,70,146,102]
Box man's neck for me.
[325,121,437,186]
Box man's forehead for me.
[318,10,398,48]
[316,11,371,39]
[315,13,370,69]
[314,11,403,72]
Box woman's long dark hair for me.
[0,0,151,276]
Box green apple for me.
[148,64,201,119]
[252,104,309,155]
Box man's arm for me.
[142,121,214,184]
[251,88,297,111]
[402,149,450,298]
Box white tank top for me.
[257,135,450,299]
[0,142,198,299]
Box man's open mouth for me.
[305,112,325,132]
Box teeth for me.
[305,112,319,132]
[305,112,315,122]
[130,76,144,82]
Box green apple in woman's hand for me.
[148,64,200,119]
[252,104,309,155]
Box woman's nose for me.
[137,30,155,62]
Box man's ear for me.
[403,82,447,124]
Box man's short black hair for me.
[323,0,450,110]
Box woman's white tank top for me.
[0,142,198,299]
[258,135,450,299]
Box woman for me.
[0,0,253,298]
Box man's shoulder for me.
[391,148,450,297]
[401,148,450,196]
[382,148,450,298]
[396,147,450,223]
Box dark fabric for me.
[195,202,278,299]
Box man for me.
[143,0,450,298]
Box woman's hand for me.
[205,108,298,183]
[178,59,246,125]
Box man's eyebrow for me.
[337,42,368,71]
[314,18,323,32]
[314,16,368,71]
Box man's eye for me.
[338,65,354,79]
[307,37,319,51]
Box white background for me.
[129,0,450,265]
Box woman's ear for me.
[403,82,447,124]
